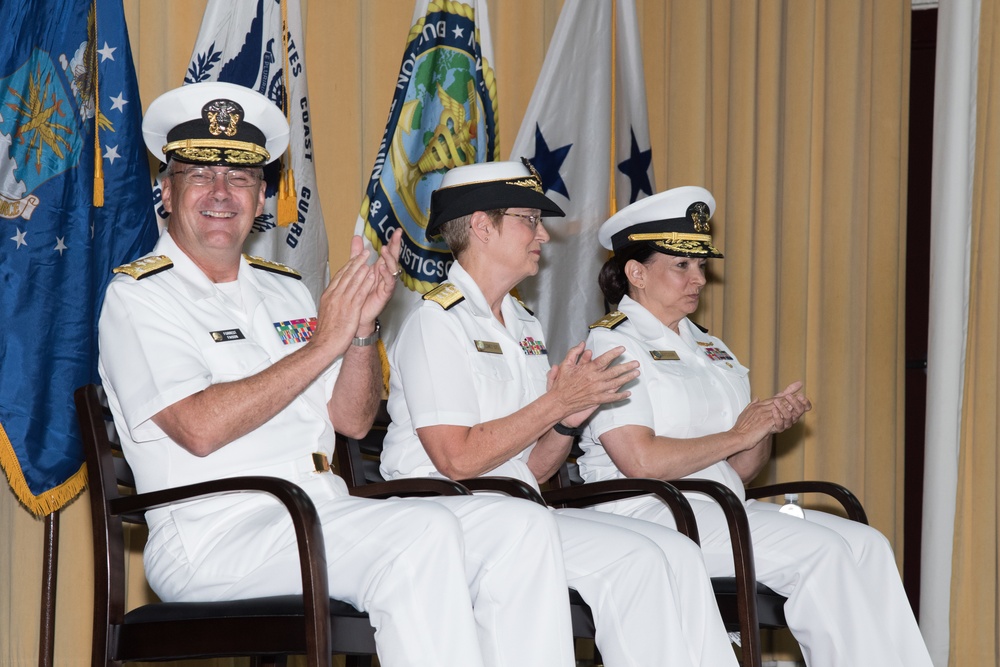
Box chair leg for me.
[251,656,287,667]
[344,655,373,667]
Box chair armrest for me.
[542,478,700,545]
[110,475,330,664]
[460,476,548,504]
[349,478,471,499]
[745,481,868,524]
[668,478,760,652]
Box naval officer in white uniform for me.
[579,186,934,667]
[98,82,579,667]
[381,160,739,667]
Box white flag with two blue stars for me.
[511,0,654,362]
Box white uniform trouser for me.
[553,508,738,667]
[610,497,933,667]
[145,491,574,667]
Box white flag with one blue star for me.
[511,0,654,362]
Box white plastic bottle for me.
[778,493,806,519]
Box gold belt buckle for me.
[312,452,331,473]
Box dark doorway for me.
[903,6,937,616]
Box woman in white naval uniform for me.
[579,186,933,667]
[381,160,738,667]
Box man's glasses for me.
[169,167,261,188]
[504,210,542,230]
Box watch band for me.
[352,319,381,347]
[553,421,584,437]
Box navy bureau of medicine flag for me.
[355,0,499,343]
[0,0,158,515]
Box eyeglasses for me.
[169,167,261,188]
[503,210,543,230]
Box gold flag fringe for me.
[0,424,87,517]
[278,164,297,227]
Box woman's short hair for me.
[438,208,505,256]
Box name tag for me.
[210,328,245,342]
[649,350,680,361]
[475,340,503,354]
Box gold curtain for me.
[0,0,914,664]
[950,0,1000,663]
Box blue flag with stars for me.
[0,0,158,515]
[511,0,655,361]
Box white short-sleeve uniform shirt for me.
[381,261,552,489]
[581,295,750,504]
[98,230,344,565]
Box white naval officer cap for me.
[142,81,289,167]
[598,186,724,258]
[426,158,566,240]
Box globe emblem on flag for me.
[359,1,498,292]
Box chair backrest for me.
[74,384,133,664]
[336,400,390,487]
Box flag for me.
[512,0,655,362]
[355,0,499,343]
[161,0,330,301]
[0,0,159,515]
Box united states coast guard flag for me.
[0,0,158,515]
[512,0,655,362]
[160,0,329,301]
[356,0,498,342]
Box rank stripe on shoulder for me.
[423,283,465,310]
[113,255,173,280]
[244,254,302,279]
[589,311,627,330]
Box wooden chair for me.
[75,383,469,667]
[552,453,869,667]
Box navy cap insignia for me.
[113,255,173,280]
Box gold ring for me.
[392,268,403,278]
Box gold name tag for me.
[649,350,680,361]
[475,340,503,354]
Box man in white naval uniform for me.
[579,186,934,667]
[381,160,739,667]
[98,82,578,667]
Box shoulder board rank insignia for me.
[513,296,534,316]
[423,283,465,310]
[113,255,173,280]
[589,311,628,330]
[244,254,302,279]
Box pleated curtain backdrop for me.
[950,0,1000,663]
[0,1,921,665]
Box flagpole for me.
[608,0,617,216]
[37,512,58,667]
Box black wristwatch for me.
[553,421,584,437]
[352,319,381,347]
